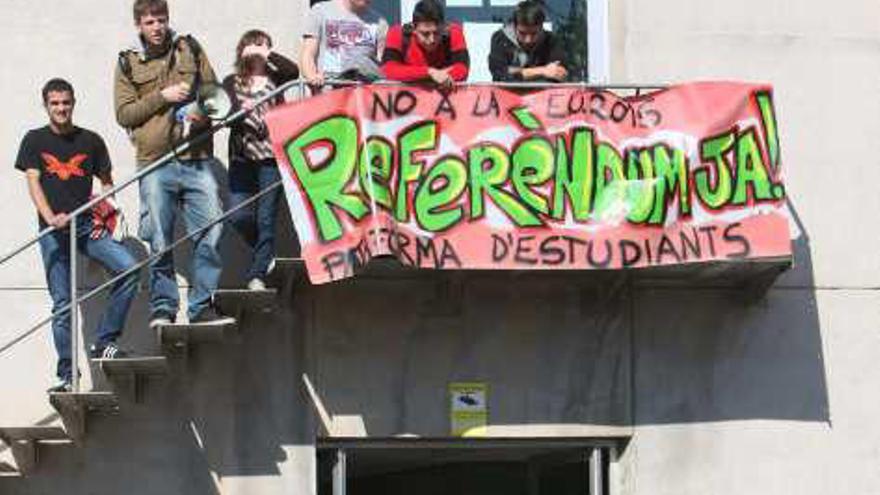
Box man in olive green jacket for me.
[114,0,232,326]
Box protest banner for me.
[267,82,791,284]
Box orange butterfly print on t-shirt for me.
[41,153,87,181]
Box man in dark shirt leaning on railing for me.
[488,0,569,84]
[15,78,139,393]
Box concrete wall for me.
[305,270,632,437]
[612,0,880,493]
[0,0,878,494]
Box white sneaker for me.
[247,278,267,291]
[149,314,174,329]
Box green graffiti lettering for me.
[414,156,467,232]
[395,122,437,222]
[624,149,656,223]
[551,128,593,221]
[732,129,773,205]
[468,144,542,226]
[284,116,367,242]
[511,136,554,215]
[358,137,394,210]
[648,145,690,224]
[755,92,780,171]
[695,131,735,209]
[511,107,544,131]
[594,143,625,218]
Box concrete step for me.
[214,288,278,315]
[48,392,119,442]
[0,426,70,475]
[93,356,169,403]
[94,356,168,377]
[156,318,238,348]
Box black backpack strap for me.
[181,35,202,65]
[117,50,134,82]
[441,28,451,64]
[117,35,202,83]
[401,23,413,58]
[170,35,203,98]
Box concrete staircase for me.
[0,258,303,477]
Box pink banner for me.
[267,82,791,284]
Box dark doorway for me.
[318,440,612,495]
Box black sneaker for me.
[90,342,129,360]
[191,308,235,326]
[47,378,72,394]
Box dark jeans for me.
[38,218,139,380]
[227,158,282,281]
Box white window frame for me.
[586,0,610,83]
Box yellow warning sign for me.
[449,382,488,436]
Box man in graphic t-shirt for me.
[15,78,139,393]
[300,0,388,88]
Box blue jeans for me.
[138,158,224,320]
[227,159,282,280]
[39,218,139,380]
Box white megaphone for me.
[197,83,233,120]
[175,83,233,137]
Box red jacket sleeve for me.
[446,24,469,82]
[381,25,430,81]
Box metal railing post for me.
[589,447,604,495]
[332,448,347,495]
[69,214,79,393]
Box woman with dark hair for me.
[223,30,299,290]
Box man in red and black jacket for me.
[381,0,469,89]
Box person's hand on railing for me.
[428,67,454,91]
[47,212,70,229]
[306,71,325,87]
[542,62,569,82]
[161,81,191,103]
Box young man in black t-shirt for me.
[15,78,139,393]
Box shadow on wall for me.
[0,194,827,487]
[0,169,309,485]
[1,409,224,495]
[631,199,829,425]
[0,277,312,491]
[309,268,633,435]
[309,200,829,434]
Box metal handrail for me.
[0,78,669,392]
[325,79,669,90]
[0,77,306,267]
[0,179,283,358]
